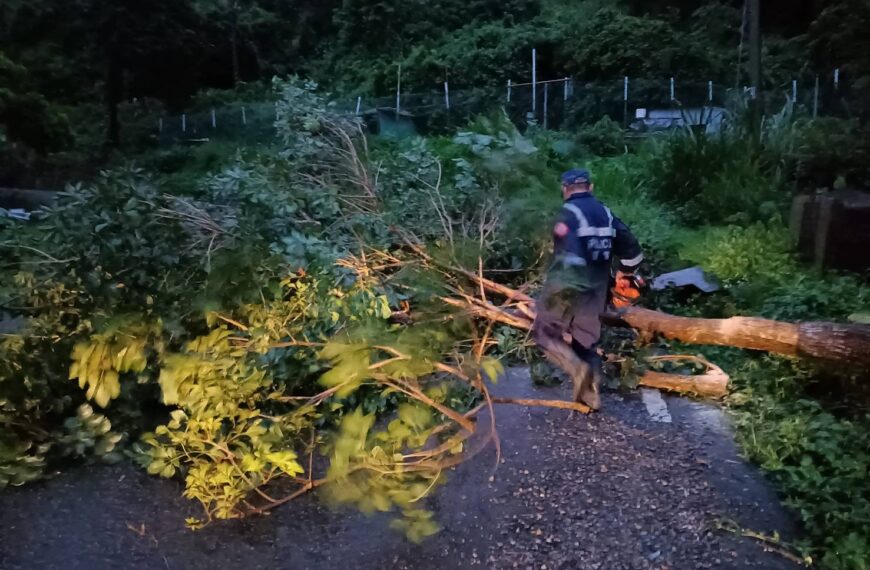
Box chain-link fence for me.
[153,103,281,146]
[137,74,859,147]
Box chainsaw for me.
[610,266,720,309]
[610,271,645,309]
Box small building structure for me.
[360,107,418,139]
[791,189,870,272]
[630,107,726,134]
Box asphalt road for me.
[0,369,801,569]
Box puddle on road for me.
[665,393,733,437]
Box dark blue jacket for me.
[548,193,644,291]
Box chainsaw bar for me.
[650,266,719,293]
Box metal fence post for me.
[182,114,186,133]
[670,77,675,102]
[813,74,820,118]
[531,48,537,113]
[708,80,714,103]
[444,81,450,110]
[543,82,549,129]
[792,79,798,104]
[158,118,163,134]
[623,76,629,128]
[834,68,840,91]
[241,106,247,125]
[507,79,512,103]
[355,96,362,115]
[562,78,570,127]
[396,64,402,120]
[211,109,217,129]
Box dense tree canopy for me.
[0,51,69,152]
[808,1,870,91]
[0,0,866,150]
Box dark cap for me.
[561,168,591,185]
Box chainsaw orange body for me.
[610,271,645,308]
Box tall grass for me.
[641,132,787,226]
[587,155,688,270]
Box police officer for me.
[532,168,644,410]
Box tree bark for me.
[491,397,591,414]
[230,3,241,85]
[105,45,123,149]
[247,39,262,79]
[639,356,730,398]
[601,307,800,355]
[602,307,870,368]
[230,27,241,85]
[639,371,728,398]
[435,273,870,402]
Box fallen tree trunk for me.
[602,307,870,369]
[453,274,870,368]
[442,276,870,398]
[443,295,731,397]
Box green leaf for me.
[397,404,432,431]
[147,460,166,475]
[240,453,265,474]
[480,357,504,384]
[377,296,392,320]
[265,450,304,476]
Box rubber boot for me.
[573,363,600,411]
[532,324,590,400]
[571,340,602,411]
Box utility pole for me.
[748,0,762,134]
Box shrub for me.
[589,156,687,270]
[573,117,626,157]
[729,356,870,570]
[678,223,797,286]
[678,222,869,321]
[793,118,870,190]
[643,132,787,226]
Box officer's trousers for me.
[532,283,608,407]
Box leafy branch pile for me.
[0,79,574,538]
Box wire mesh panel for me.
[157,103,281,146]
[146,73,865,148]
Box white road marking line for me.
[641,388,672,424]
